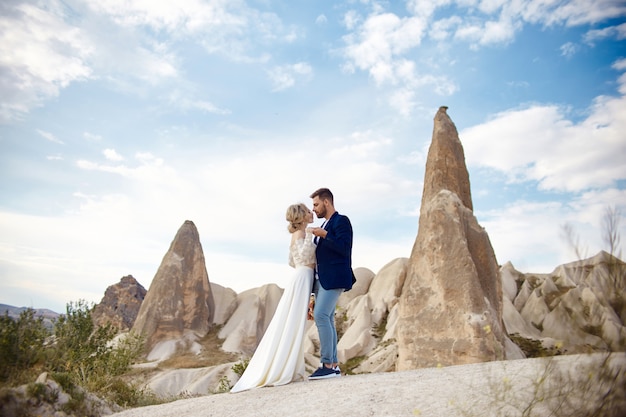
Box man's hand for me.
[310,227,328,239]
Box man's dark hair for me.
[310,187,334,204]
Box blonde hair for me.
[286,203,308,233]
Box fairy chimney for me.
[132,220,215,351]
[397,106,506,370]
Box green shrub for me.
[48,300,145,403]
[213,375,231,393]
[509,333,564,358]
[231,358,249,377]
[0,309,49,384]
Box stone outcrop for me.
[219,284,284,355]
[132,220,215,358]
[396,106,507,370]
[93,275,146,331]
[210,282,238,326]
[503,251,626,354]
[0,372,121,417]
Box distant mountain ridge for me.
[0,304,60,318]
[1,304,60,330]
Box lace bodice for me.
[289,230,316,268]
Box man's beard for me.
[316,207,326,218]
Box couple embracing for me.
[231,188,354,393]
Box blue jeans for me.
[313,279,343,365]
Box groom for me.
[308,188,354,380]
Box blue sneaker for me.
[309,366,339,380]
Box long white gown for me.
[230,230,315,393]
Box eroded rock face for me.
[503,251,626,354]
[132,221,215,354]
[397,107,506,370]
[93,275,146,331]
[219,284,284,355]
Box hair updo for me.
[286,203,308,233]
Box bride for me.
[230,203,315,393]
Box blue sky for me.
[1,0,625,313]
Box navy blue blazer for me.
[315,212,354,291]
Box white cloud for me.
[166,90,231,114]
[477,187,626,272]
[103,148,124,162]
[85,0,290,62]
[406,0,452,19]
[389,88,417,117]
[454,15,520,47]
[37,129,64,145]
[541,0,626,26]
[343,10,361,31]
[429,16,462,41]
[83,132,103,142]
[584,22,626,45]
[342,13,427,85]
[0,1,93,122]
[560,42,578,58]
[612,58,626,72]
[268,62,313,91]
[461,73,626,192]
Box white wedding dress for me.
[230,230,315,393]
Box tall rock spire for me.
[422,106,473,211]
[132,220,215,355]
[397,107,506,370]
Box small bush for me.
[232,358,249,377]
[213,375,231,394]
[509,333,564,358]
[0,309,49,384]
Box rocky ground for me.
[111,353,626,417]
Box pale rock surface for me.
[500,262,520,302]
[218,284,284,355]
[335,258,407,369]
[0,372,122,417]
[132,220,215,359]
[210,283,237,326]
[337,294,373,362]
[502,297,541,340]
[110,353,626,417]
[520,286,551,328]
[147,363,237,397]
[336,266,375,309]
[505,251,626,354]
[397,107,507,370]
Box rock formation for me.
[0,372,121,417]
[93,275,146,331]
[337,261,406,373]
[219,283,284,355]
[503,251,626,354]
[210,282,238,326]
[397,106,507,370]
[132,220,215,359]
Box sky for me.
[1,0,625,314]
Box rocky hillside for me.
[0,304,59,331]
[503,251,626,354]
[92,275,146,331]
